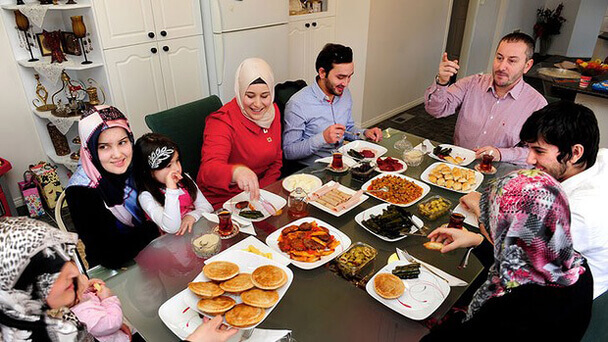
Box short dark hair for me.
[315,43,353,75]
[520,101,600,169]
[499,32,535,61]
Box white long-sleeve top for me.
[561,148,608,299]
[138,183,213,234]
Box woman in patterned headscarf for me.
[422,170,593,340]
[0,217,94,342]
[66,105,159,269]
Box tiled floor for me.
[376,103,458,144]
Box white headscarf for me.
[234,58,276,129]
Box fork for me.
[259,194,280,216]
[396,248,449,284]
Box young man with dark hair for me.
[425,32,546,164]
[282,43,382,165]
[520,101,607,299]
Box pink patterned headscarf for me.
[467,169,585,319]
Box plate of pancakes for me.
[265,217,351,270]
[182,250,293,329]
[365,260,450,320]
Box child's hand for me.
[178,215,196,235]
[119,323,132,341]
[165,171,183,189]
[95,283,114,300]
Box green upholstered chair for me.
[581,290,608,341]
[274,80,308,178]
[145,95,222,179]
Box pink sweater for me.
[71,292,129,342]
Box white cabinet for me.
[104,36,209,137]
[288,16,335,83]
[94,0,202,49]
[94,0,209,138]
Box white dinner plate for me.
[354,203,424,242]
[282,173,323,193]
[361,174,430,207]
[159,289,200,339]
[223,189,287,222]
[420,162,484,194]
[374,157,407,174]
[340,140,388,160]
[265,217,351,270]
[429,144,476,166]
[453,203,479,228]
[182,250,293,329]
[205,236,291,266]
[308,181,368,217]
[366,260,451,320]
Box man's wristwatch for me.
[435,75,449,86]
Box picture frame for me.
[61,32,81,56]
[35,33,52,56]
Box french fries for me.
[242,245,273,259]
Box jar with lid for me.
[288,187,309,219]
[393,135,413,151]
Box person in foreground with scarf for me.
[196,58,282,208]
[0,217,236,342]
[66,105,159,269]
[421,170,593,341]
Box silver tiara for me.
[148,146,175,169]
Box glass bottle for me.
[288,187,309,219]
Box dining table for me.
[98,127,520,342]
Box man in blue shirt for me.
[282,43,383,166]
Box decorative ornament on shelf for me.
[51,71,85,117]
[14,10,38,62]
[66,0,77,4]
[32,73,56,111]
[71,16,92,64]
[42,30,67,63]
[85,78,105,106]
[533,3,566,56]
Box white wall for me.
[566,0,608,56]
[465,0,501,75]
[360,0,451,125]
[0,14,46,207]
[335,0,372,126]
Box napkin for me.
[414,139,435,153]
[241,329,292,342]
[314,156,358,167]
[410,256,468,287]
[201,213,256,236]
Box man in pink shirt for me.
[425,32,547,164]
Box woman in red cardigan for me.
[197,58,282,208]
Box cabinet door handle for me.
[148,32,155,38]
[151,47,158,54]
[312,22,317,27]
[162,46,169,52]
[305,23,310,28]
[160,30,167,37]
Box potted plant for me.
[533,3,566,55]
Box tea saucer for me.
[213,222,240,239]
[474,164,497,175]
[325,165,350,174]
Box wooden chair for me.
[54,191,89,272]
[145,95,223,180]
